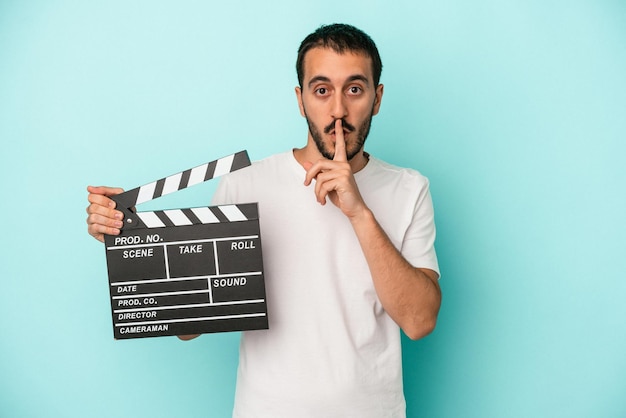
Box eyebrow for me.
[347,74,370,85]
[307,74,371,89]
[307,76,331,88]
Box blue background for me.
[1,1,625,417]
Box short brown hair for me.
[296,23,383,87]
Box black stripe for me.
[154,211,175,227]
[236,203,259,220]
[179,169,191,189]
[181,208,202,225]
[204,160,217,181]
[231,150,251,171]
[209,206,230,223]
[153,178,166,199]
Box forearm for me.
[349,208,441,340]
[177,334,200,341]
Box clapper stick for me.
[113,150,251,229]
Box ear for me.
[295,86,306,117]
[372,83,384,116]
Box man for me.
[87,23,441,417]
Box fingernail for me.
[115,212,123,220]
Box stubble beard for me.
[304,109,374,161]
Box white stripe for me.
[106,234,259,250]
[191,207,220,223]
[110,271,262,285]
[115,313,266,327]
[219,205,247,221]
[213,154,234,178]
[187,163,208,187]
[114,299,266,313]
[114,289,209,299]
[137,212,165,228]
[164,209,192,226]
[136,182,156,205]
[162,172,182,196]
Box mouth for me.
[324,119,355,137]
[329,128,350,138]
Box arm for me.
[304,121,441,340]
[349,208,441,340]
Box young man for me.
[87,23,441,417]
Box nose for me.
[330,93,348,120]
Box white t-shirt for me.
[212,150,439,418]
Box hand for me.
[86,185,125,242]
[303,119,367,219]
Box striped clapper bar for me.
[103,151,268,339]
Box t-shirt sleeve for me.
[210,176,232,206]
[401,181,440,277]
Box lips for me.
[324,119,356,135]
[329,128,350,137]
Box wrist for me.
[348,205,374,227]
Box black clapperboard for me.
[104,150,268,339]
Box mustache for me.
[323,119,356,134]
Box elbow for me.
[402,316,438,341]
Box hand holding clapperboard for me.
[103,150,268,339]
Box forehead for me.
[301,47,374,85]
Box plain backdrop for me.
[1,1,625,417]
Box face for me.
[296,47,384,160]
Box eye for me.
[315,87,328,96]
[348,86,362,95]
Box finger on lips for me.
[303,119,349,188]
[333,119,347,162]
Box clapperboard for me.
[104,150,268,339]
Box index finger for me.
[333,119,347,162]
[87,185,124,198]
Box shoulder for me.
[369,157,429,181]
[223,151,292,182]
[212,150,298,205]
[362,156,431,192]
